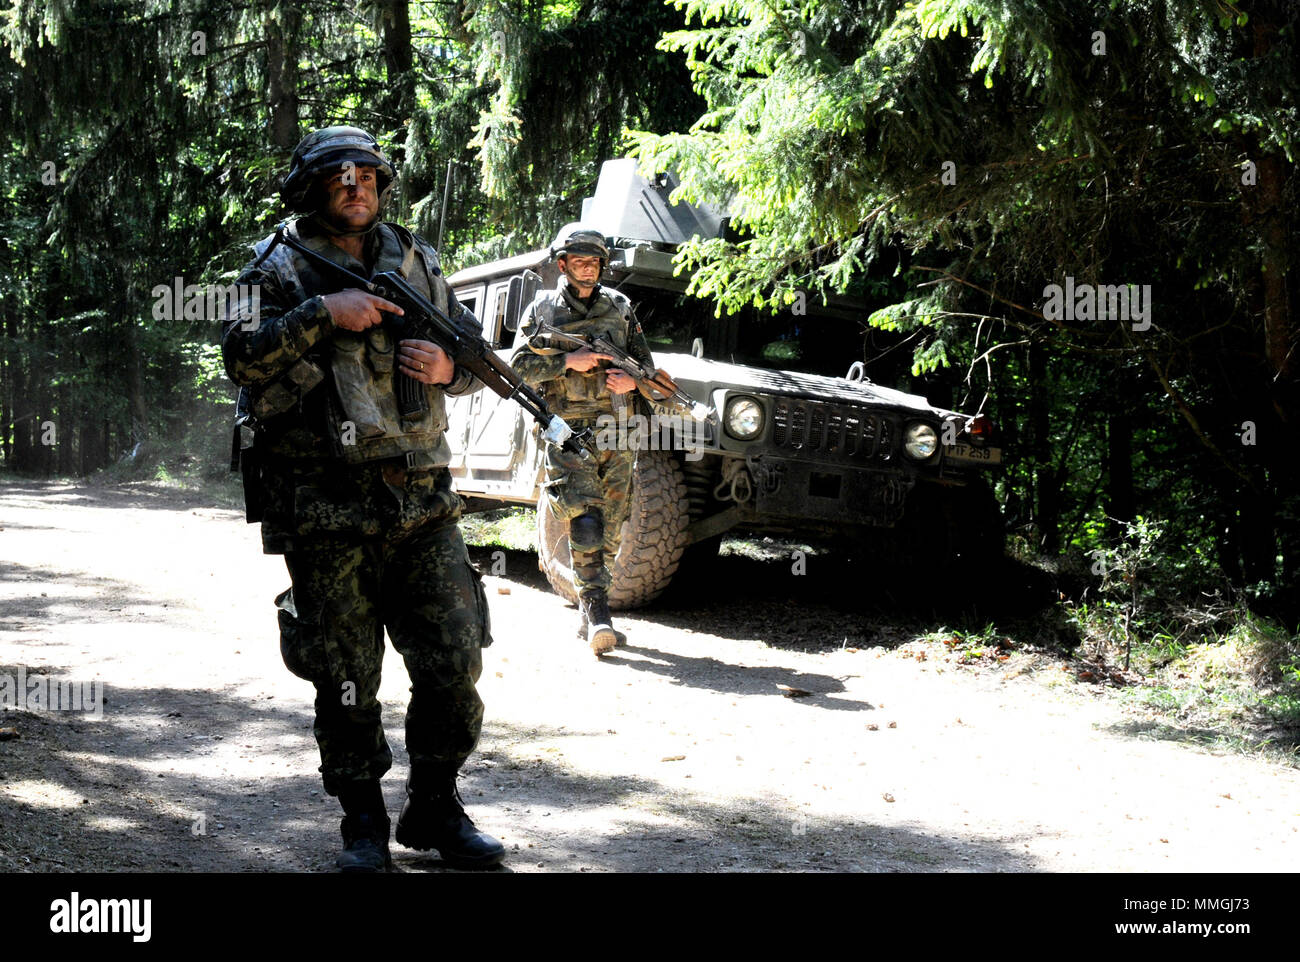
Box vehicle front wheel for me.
[536,448,690,609]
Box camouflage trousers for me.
[542,427,636,593]
[275,511,491,797]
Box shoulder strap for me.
[604,288,632,322]
[252,232,304,299]
[383,223,420,279]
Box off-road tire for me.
[536,448,690,609]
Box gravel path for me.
[1,479,1296,872]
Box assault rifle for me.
[531,319,716,423]
[254,224,594,457]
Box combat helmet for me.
[281,126,396,213]
[552,228,610,265]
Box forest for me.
[2,0,1297,654]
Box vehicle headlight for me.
[904,422,939,460]
[724,397,765,440]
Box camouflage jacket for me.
[221,216,481,553]
[510,277,654,422]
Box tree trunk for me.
[264,3,301,153]
[1238,476,1276,584]
[9,313,33,470]
[0,234,17,467]
[1250,10,1293,383]
[1029,343,1059,552]
[0,294,9,466]
[378,0,414,121]
[1256,152,1291,382]
[119,272,150,464]
[57,382,74,475]
[1105,410,1134,530]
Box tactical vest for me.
[247,220,455,466]
[526,284,635,419]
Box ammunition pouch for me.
[248,356,327,420]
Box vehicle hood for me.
[657,352,954,418]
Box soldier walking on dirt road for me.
[222,125,504,872]
[511,229,658,655]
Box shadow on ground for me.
[0,562,180,645]
[1,479,240,514]
[597,646,873,709]
[454,718,1043,873]
[471,541,1078,655]
[0,669,1044,873]
[0,667,327,872]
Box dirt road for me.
[1,479,1297,873]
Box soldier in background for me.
[223,126,504,871]
[511,229,656,654]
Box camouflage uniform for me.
[511,276,654,593]
[223,215,490,798]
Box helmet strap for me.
[559,269,599,300]
[306,211,380,239]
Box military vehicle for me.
[445,159,1003,608]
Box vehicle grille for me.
[770,399,893,461]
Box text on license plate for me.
[946,443,1002,464]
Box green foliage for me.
[921,623,1012,663]
[459,506,537,552]
[1066,515,1233,669]
[1,0,701,477]
[1121,612,1300,741]
[462,0,704,247]
[632,0,1299,617]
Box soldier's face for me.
[561,254,601,293]
[321,163,380,230]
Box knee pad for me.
[568,511,604,551]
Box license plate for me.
[946,443,1002,464]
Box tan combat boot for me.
[579,588,621,655]
[577,602,627,650]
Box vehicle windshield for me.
[620,284,867,379]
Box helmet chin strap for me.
[559,260,603,298]
[306,211,381,239]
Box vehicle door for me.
[447,273,545,500]
[445,282,484,470]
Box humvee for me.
[445,159,1003,608]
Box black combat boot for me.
[394,768,505,869]
[580,588,620,655]
[336,812,392,873]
